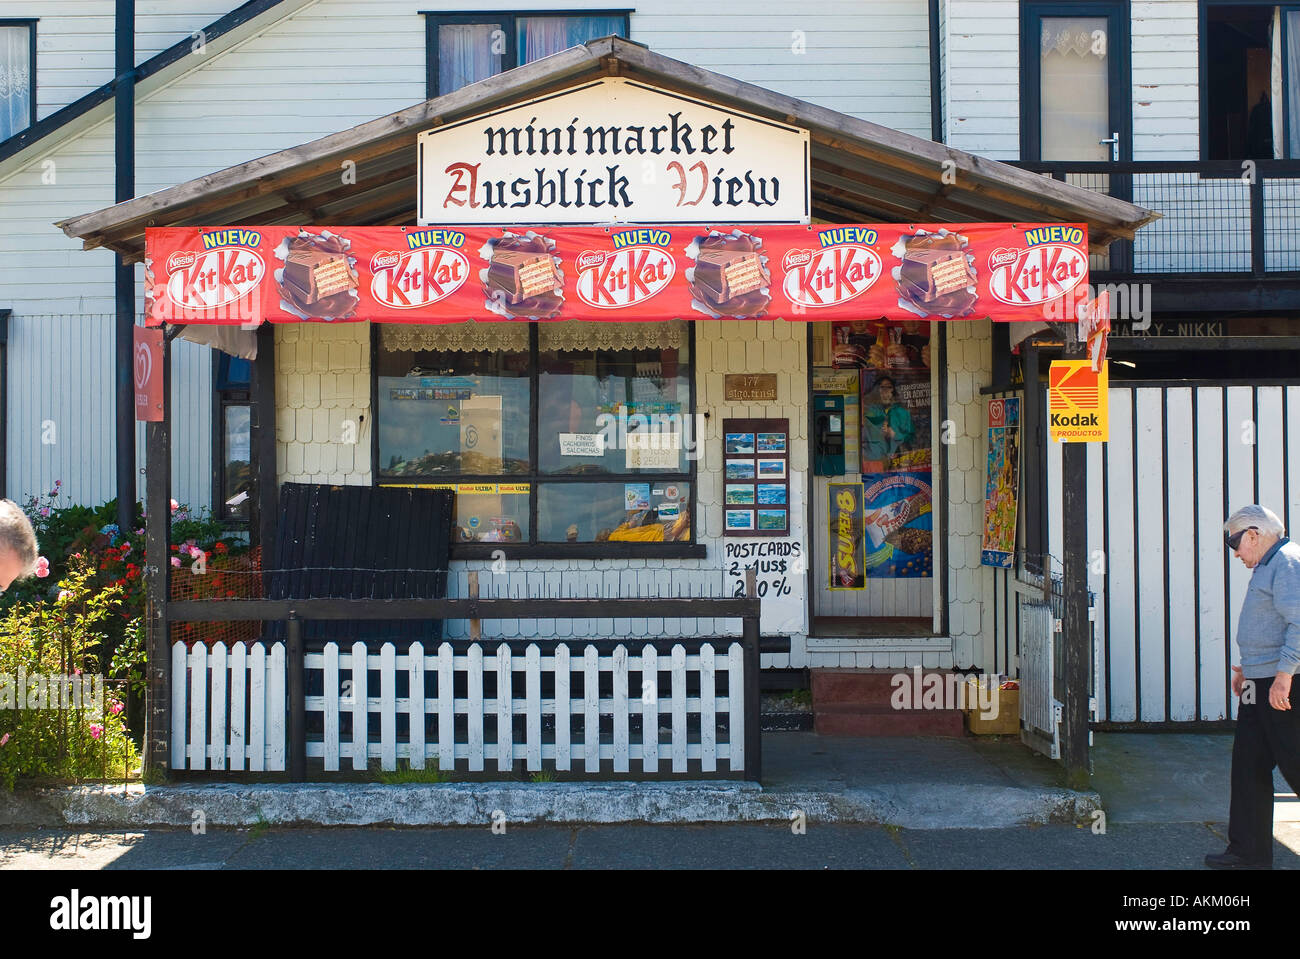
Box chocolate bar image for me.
[898,248,973,303]
[486,250,558,304]
[693,249,765,302]
[282,249,355,305]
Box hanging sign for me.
[1049,360,1109,442]
[981,397,1021,568]
[418,78,810,226]
[133,326,164,421]
[144,222,1090,327]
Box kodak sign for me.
[1048,360,1109,442]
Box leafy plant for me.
[0,566,138,790]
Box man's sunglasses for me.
[1225,526,1258,551]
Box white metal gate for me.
[1047,384,1300,723]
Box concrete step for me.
[814,703,965,737]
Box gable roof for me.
[0,0,311,181]
[57,36,1157,260]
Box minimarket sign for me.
[143,222,1090,326]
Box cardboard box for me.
[965,679,1020,735]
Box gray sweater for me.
[1237,537,1300,679]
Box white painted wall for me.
[940,0,1019,159]
[0,0,239,121]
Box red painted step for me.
[811,668,967,737]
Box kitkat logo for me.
[165,248,264,310]
[987,243,1088,306]
[370,247,469,308]
[782,245,881,308]
[575,246,674,309]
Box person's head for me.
[877,376,896,403]
[1224,504,1285,569]
[0,499,39,591]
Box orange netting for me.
[169,546,264,647]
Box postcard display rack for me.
[722,418,792,537]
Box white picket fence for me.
[170,639,747,775]
[171,641,286,771]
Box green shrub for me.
[0,567,138,790]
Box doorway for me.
[808,322,937,638]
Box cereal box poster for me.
[980,397,1021,568]
[862,472,934,579]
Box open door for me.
[809,321,937,637]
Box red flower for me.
[214,542,229,554]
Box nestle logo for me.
[370,251,402,271]
[576,250,607,270]
[783,249,813,269]
[167,251,196,271]
[988,248,1019,268]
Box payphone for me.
[813,394,845,476]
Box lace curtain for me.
[380,320,686,354]
[0,26,32,141]
[1041,20,1106,60]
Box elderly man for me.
[0,498,40,590]
[1206,504,1300,869]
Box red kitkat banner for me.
[143,223,1090,326]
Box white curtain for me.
[438,23,502,95]
[1289,10,1300,158]
[519,15,625,64]
[0,26,31,141]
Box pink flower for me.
[34,556,49,578]
[189,546,203,560]
[171,557,182,568]
[110,701,124,715]
[39,506,51,518]
[170,499,178,511]
[0,733,9,747]
[56,589,73,603]
[89,723,104,740]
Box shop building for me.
[54,36,1151,774]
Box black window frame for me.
[371,322,704,560]
[1198,0,1300,161]
[0,18,38,143]
[421,9,633,99]
[212,352,251,528]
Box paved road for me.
[3,820,1298,869]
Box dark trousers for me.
[1228,676,1300,865]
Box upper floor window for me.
[0,20,36,142]
[424,10,631,98]
[1202,3,1300,160]
[215,353,251,523]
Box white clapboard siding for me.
[294,640,749,776]
[1046,384,1300,724]
[170,640,286,770]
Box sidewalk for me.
[0,731,1097,830]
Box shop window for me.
[214,354,251,523]
[376,320,694,551]
[1202,3,1300,160]
[424,10,631,97]
[0,20,36,142]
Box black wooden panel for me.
[267,483,453,646]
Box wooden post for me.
[143,329,171,774]
[468,570,481,643]
[251,323,277,584]
[1060,342,1091,789]
[286,611,305,781]
[743,568,760,782]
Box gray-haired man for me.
[1206,504,1300,869]
[0,498,40,591]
